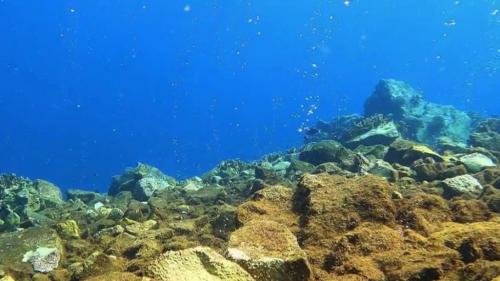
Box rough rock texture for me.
[460,153,496,173]
[442,175,484,199]
[227,220,312,281]
[470,118,500,153]
[0,227,63,275]
[147,247,255,281]
[0,79,498,281]
[109,163,176,201]
[385,139,444,166]
[0,175,63,231]
[295,174,397,275]
[365,79,472,146]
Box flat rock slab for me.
[228,220,313,281]
[147,246,255,281]
[0,226,62,273]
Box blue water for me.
[1,0,499,191]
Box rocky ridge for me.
[0,79,499,281]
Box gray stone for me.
[442,175,484,198]
[108,163,176,201]
[365,79,472,146]
[459,153,495,173]
[346,121,401,148]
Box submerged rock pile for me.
[0,79,499,281]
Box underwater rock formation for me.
[0,79,498,281]
[365,79,472,146]
[305,79,476,150]
[0,175,63,232]
[109,163,177,201]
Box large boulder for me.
[227,220,313,281]
[470,118,500,152]
[0,175,63,232]
[385,139,444,166]
[365,79,472,146]
[459,153,496,173]
[146,247,254,281]
[109,163,176,201]
[0,226,63,276]
[442,175,484,199]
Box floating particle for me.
[183,5,191,12]
[491,9,499,16]
[344,1,350,7]
[69,8,76,13]
[444,19,456,26]
[311,63,318,68]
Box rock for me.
[254,166,281,185]
[66,189,105,204]
[202,160,255,186]
[85,272,147,281]
[470,118,500,152]
[459,153,496,173]
[125,219,158,236]
[109,163,176,201]
[295,174,396,269]
[0,175,63,232]
[236,185,299,234]
[182,178,204,191]
[413,161,467,181]
[22,247,60,273]
[396,193,452,235]
[147,246,255,281]
[430,221,500,263]
[227,220,313,281]
[442,175,484,199]
[385,139,444,165]
[437,136,469,153]
[299,140,355,168]
[55,220,80,239]
[346,121,401,148]
[0,226,62,275]
[450,200,491,223]
[368,160,398,181]
[365,79,472,146]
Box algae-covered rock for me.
[236,185,299,234]
[345,120,401,148]
[66,189,105,205]
[109,163,176,201]
[55,220,80,239]
[459,153,496,173]
[442,175,484,199]
[365,79,472,146]
[413,161,467,181]
[430,221,500,263]
[0,175,63,232]
[295,174,396,269]
[147,246,255,281]
[368,160,398,181]
[470,118,500,152]
[227,220,313,281]
[22,247,60,273]
[385,139,444,165]
[0,226,62,276]
[85,272,147,281]
[299,140,354,166]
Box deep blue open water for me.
[1,0,499,191]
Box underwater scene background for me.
[1,0,499,191]
[1,1,500,281]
